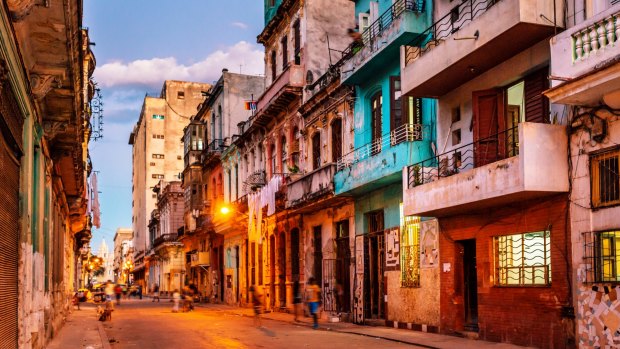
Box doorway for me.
[313,226,323,284]
[364,210,385,320]
[458,239,478,332]
[335,220,351,313]
[278,232,286,308]
[235,245,240,303]
[290,229,300,281]
[270,235,276,309]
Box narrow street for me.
[99,299,413,349]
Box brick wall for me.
[439,195,571,349]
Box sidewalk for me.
[197,303,533,349]
[46,303,110,349]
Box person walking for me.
[293,278,302,321]
[249,285,263,327]
[172,289,181,313]
[114,283,122,305]
[104,280,115,304]
[138,285,143,300]
[305,277,321,329]
[152,284,160,302]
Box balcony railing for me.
[572,10,620,62]
[407,126,518,188]
[205,139,227,153]
[337,123,427,171]
[404,0,500,65]
[153,233,179,247]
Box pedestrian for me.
[104,280,115,304]
[249,285,263,327]
[305,277,321,329]
[293,278,302,321]
[138,285,143,300]
[172,289,181,313]
[114,283,122,305]
[72,292,80,310]
[152,284,160,302]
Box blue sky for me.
[84,1,265,251]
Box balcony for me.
[190,251,210,267]
[335,123,432,195]
[402,122,568,217]
[249,64,304,127]
[153,233,180,249]
[287,164,348,211]
[342,0,428,85]
[202,139,228,166]
[402,0,562,98]
[546,6,620,106]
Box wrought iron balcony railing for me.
[205,139,227,153]
[346,0,425,61]
[407,125,518,188]
[404,0,500,65]
[153,233,179,247]
[336,123,427,172]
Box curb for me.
[97,321,112,349]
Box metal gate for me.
[363,231,385,320]
[0,131,20,349]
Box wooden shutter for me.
[472,89,505,167]
[371,92,382,155]
[524,67,550,123]
[390,77,403,132]
[312,133,321,170]
[331,119,342,163]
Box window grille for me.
[583,231,620,283]
[401,215,421,287]
[591,147,620,208]
[495,231,551,286]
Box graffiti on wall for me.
[420,219,439,268]
[385,227,400,271]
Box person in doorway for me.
[172,289,181,313]
[305,277,321,329]
[249,285,263,327]
[293,278,302,321]
[152,284,160,302]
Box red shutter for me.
[472,89,505,167]
[524,67,550,124]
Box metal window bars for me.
[590,148,620,208]
[404,0,500,65]
[495,231,551,286]
[337,123,427,172]
[401,215,421,287]
[582,231,620,283]
[407,125,518,188]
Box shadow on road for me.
[258,326,276,337]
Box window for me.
[177,91,185,99]
[150,162,156,166]
[258,243,263,286]
[281,36,288,69]
[177,155,182,160]
[370,91,382,155]
[331,118,342,163]
[152,174,164,179]
[401,213,420,288]
[584,231,620,282]
[152,154,164,159]
[293,20,301,65]
[291,127,300,168]
[312,132,321,170]
[270,144,277,176]
[495,231,551,286]
[452,129,461,146]
[271,50,277,82]
[281,136,287,173]
[390,76,423,141]
[152,134,164,139]
[591,147,620,208]
[152,114,165,120]
[267,0,275,6]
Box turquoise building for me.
[334,0,435,322]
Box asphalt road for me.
[101,298,414,349]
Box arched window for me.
[292,127,300,169]
[312,132,321,170]
[331,118,342,163]
[281,136,287,173]
[271,144,277,177]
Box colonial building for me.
[0,1,97,348]
[129,80,211,290]
[335,0,438,327]
[545,0,620,347]
[401,0,570,346]
[113,228,133,283]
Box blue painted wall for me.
[264,0,284,26]
[354,183,403,235]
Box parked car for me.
[91,284,106,303]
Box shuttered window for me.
[524,67,550,124]
[472,89,505,167]
[331,118,342,163]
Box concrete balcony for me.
[402,122,568,217]
[401,0,562,98]
[546,6,620,106]
[335,124,433,195]
[287,164,346,211]
[342,0,429,85]
[250,64,304,127]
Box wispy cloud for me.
[231,21,248,29]
[95,41,264,88]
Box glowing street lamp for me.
[220,206,231,215]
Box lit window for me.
[495,231,551,286]
[400,204,420,288]
[151,174,164,179]
[583,231,620,283]
[152,154,164,159]
[591,147,620,208]
[152,114,165,120]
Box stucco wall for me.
[386,266,440,325]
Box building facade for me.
[113,228,133,283]
[129,80,211,289]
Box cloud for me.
[231,21,248,29]
[95,41,264,88]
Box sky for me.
[84,0,265,252]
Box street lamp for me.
[220,206,231,215]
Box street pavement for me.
[47,298,533,349]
